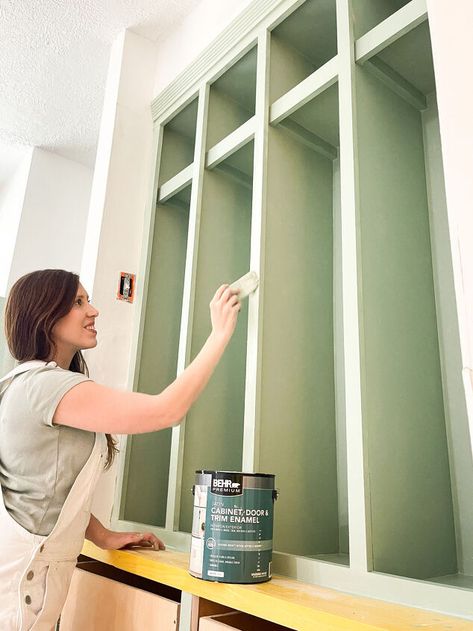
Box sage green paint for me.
[355,65,457,579]
[377,22,435,96]
[207,48,257,148]
[178,146,252,533]
[270,0,337,103]
[158,100,198,185]
[288,82,339,148]
[269,34,320,104]
[352,0,411,39]
[123,196,190,527]
[259,125,339,558]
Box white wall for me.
[153,0,253,96]
[427,0,473,450]
[0,149,33,297]
[84,29,159,524]
[7,148,92,290]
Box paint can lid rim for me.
[196,469,275,478]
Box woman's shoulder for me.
[19,362,91,390]
[13,362,92,427]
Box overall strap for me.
[0,361,49,394]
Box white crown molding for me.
[151,0,288,122]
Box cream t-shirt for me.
[0,363,95,535]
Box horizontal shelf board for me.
[158,164,194,204]
[270,56,338,125]
[277,117,338,160]
[355,0,428,65]
[206,116,256,170]
[82,541,472,630]
[364,56,427,110]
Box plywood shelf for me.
[158,164,194,204]
[81,541,473,631]
[355,0,427,64]
[269,56,338,126]
[206,117,255,171]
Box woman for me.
[0,268,240,630]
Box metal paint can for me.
[189,470,277,583]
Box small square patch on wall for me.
[117,273,136,303]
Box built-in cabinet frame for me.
[112,0,473,619]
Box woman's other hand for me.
[102,530,165,551]
[210,284,241,343]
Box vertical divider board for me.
[335,0,370,572]
[241,30,271,473]
[166,85,211,531]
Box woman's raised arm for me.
[53,285,240,434]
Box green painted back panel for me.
[259,126,339,557]
[178,165,252,532]
[123,200,189,527]
[159,128,196,185]
[352,0,411,39]
[207,88,254,150]
[355,67,457,579]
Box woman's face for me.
[51,283,99,356]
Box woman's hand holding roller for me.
[209,284,241,343]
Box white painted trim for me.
[151,0,287,120]
[241,31,271,472]
[355,0,428,65]
[269,56,338,125]
[165,84,210,532]
[271,552,473,620]
[206,117,256,170]
[110,516,473,619]
[336,0,371,574]
[158,164,194,204]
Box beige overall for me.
[0,361,106,630]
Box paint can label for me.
[190,472,275,583]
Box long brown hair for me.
[4,269,118,469]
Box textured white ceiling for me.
[0,0,202,169]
